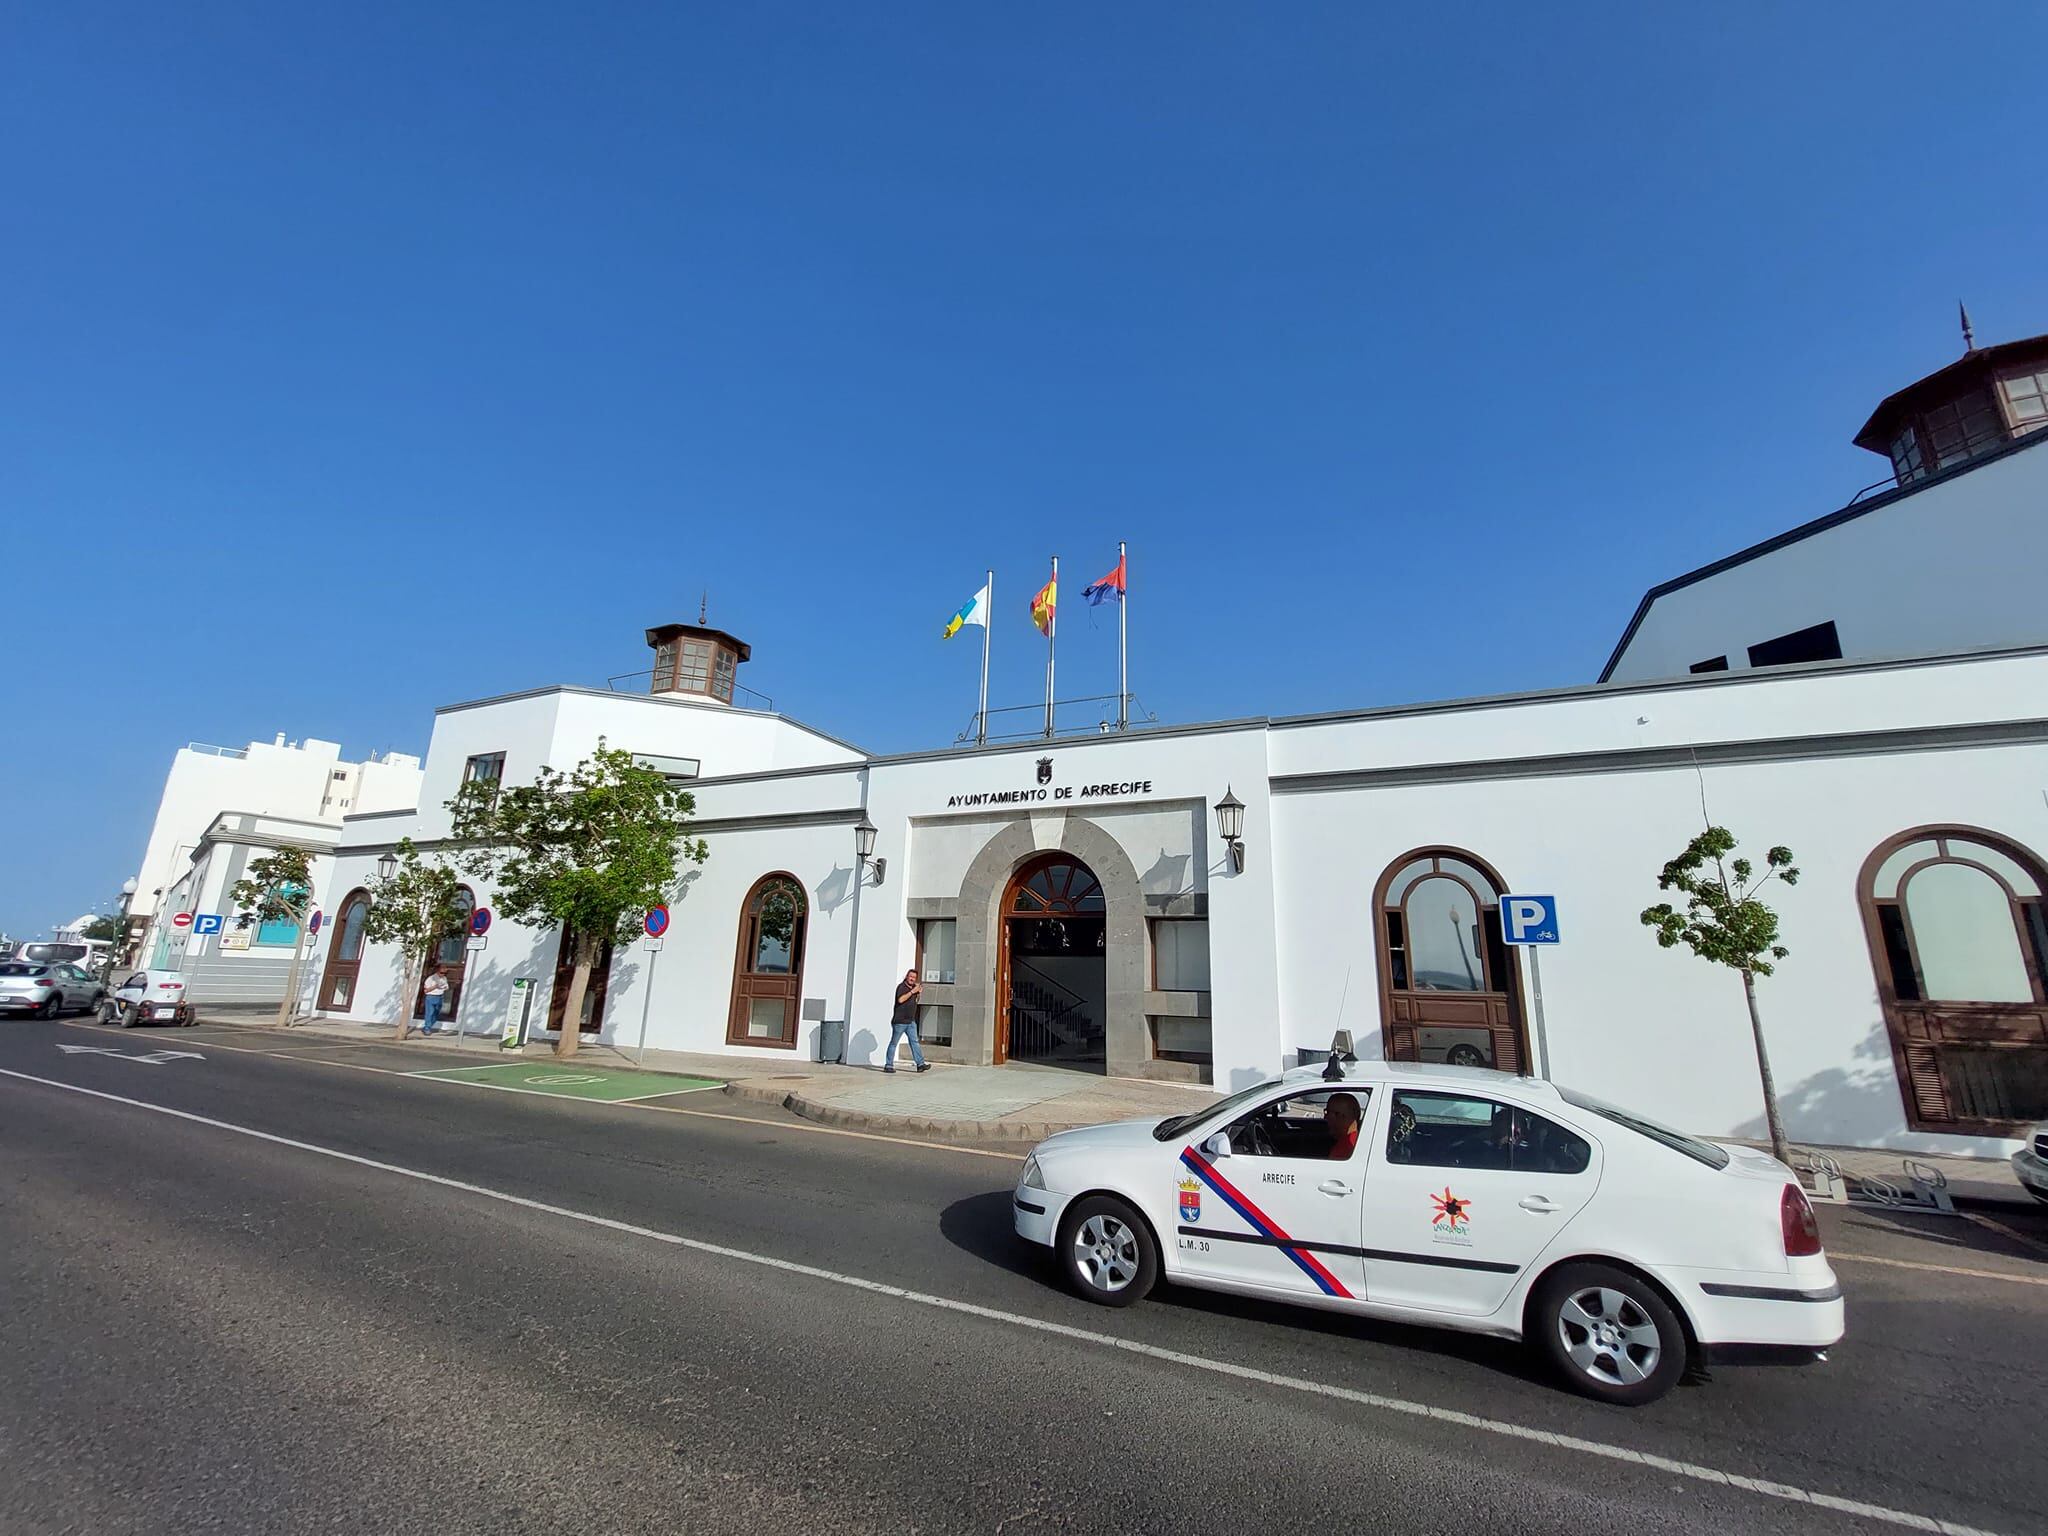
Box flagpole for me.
[1043,556,1057,740]
[977,569,992,747]
[1117,540,1128,732]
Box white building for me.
[126,734,422,984]
[292,332,2048,1160]
[295,618,2048,1160]
[152,812,339,1006]
[1603,326,2048,683]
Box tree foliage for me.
[447,741,705,948]
[360,838,469,967]
[230,848,315,927]
[1640,826,1799,975]
[447,742,704,1056]
[81,914,124,943]
[1640,825,1801,1163]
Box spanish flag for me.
[1030,573,1057,636]
[943,579,990,639]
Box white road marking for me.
[1830,1251,2048,1288]
[0,1066,2016,1536]
[54,1043,204,1065]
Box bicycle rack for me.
[1792,1149,1958,1215]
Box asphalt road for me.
[2,1017,2043,1536]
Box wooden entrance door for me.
[548,930,614,1035]
[1375,849,1530,1074]
[317,889,370,1011]
[413,886,476,1021]
[726,874,808,1048]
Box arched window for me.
[728,874,808,1048]
[415,885,476,1022]
[1860,828,2048,1133]
[317,888,371,1012]
[1009,856,1105,915]
[1373,848,1529,1074]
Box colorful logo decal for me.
[1178,1177,1202,1224]
[1429,1187,1472,1232]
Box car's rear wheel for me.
[98,1001,118,1025]
[1445,1044,1487,1067]
[39,994,62,1020]
[1532,1262,1687,1406]
[1057,1195,1158,1308]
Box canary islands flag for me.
[943,580,990,639]
[1030,574,1057,636]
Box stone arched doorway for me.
[954,815,1148,1076]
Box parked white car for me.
[1014,1059,1843,1405]
[98,970,196,1028]
[2013,1122,2048,1203]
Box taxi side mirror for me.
[1202,1131,1232,1160]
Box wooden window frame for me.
[1857,826,2048,1136]
[726,873,809,1049]
[1372,847,1530,1075]
[317,888,371,1012]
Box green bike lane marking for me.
[406,1060,724,1102]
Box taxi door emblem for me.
[1178,1176,1202,1224]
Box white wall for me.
[129,737,421,918]
[1268,652,2048,1155]
[1606,437,2048,682]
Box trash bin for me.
[817,1018,845,1063]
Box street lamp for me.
[376,851,399,883]
[853,815,885,885]
[1213,787,1246,875]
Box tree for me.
[359,838,470,1040]
[82,914,123,943]
[230,848,317,1028]
[449,741,704,1058]
[1639,826,1801,1164]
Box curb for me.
[772,1087,1080,1149]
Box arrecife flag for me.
[942,579,990,639]
[1082,554,1126,606]
[1030,573,1057,636]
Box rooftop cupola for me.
[645,620,750,705]
[1854,307,2048,487]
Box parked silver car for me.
[0,961,105,1018]
[2013,1122,2048,1204]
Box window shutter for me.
[1902,1044,1952,1124]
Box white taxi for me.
[1014,1058,1842,1405]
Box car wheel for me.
[98,1002,118,1025]
[1532,1262,1687,1406]
[1446,1044,1487,1067]
[1057,1195,1158,1308]
[40,994,62,1020]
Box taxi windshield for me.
[1153,1079,1279,1141]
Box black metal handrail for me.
[605,668,774,710]
[955,694,1158,746]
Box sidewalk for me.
[219,1014,2042,1199]
[258,1015,1220,1149]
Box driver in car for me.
[1324,1092,1362,1160]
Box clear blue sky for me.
[4,3,2042,940]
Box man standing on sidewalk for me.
[884,968,931,1074]
[421,966,450,1036]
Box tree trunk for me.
[274,917,310,1031]
[1742,968,1791,1166]
[393,950,423,1041]
[554,931,599,1059]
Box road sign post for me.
[1500,895,1559,1080]
[635,907,670,1064]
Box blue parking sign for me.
[193,913,226,936]
[1500,895,1559,945]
